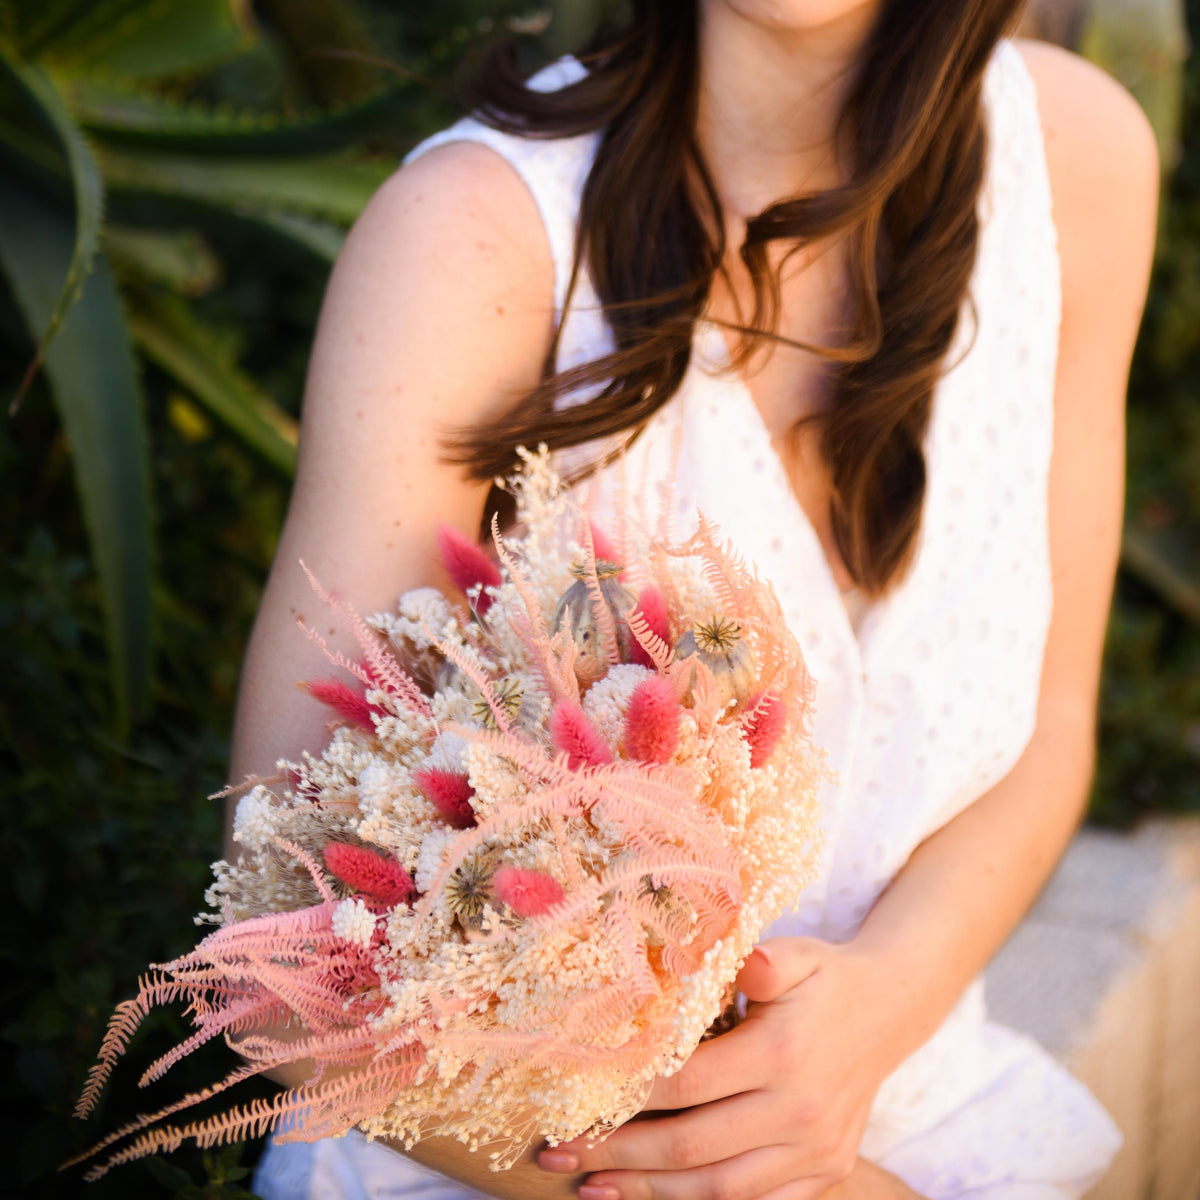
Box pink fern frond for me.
[578,524,622,666]
[424,623,516,736]
[74,980,170,1117]
[138,994,274,1087]
[489,515,555,659]
[493,867,565,918]
[273,839,338,904]
[324,842,418,905]
[65,1059,265,1172]
[437,523,502,612]
[624,676,680,765]
[298,561,432,719]
[300,677,381,730]
[628,585,671,669]
[742,691,786,767]
[412,767,476,829]
[206,771,288,802]
[549,700,613,770]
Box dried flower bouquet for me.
[73,449,824,1179]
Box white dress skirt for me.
[254,39,1122,1200]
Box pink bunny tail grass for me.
[629,586,670,669]
[493,867,565,917]
[300,678,381,731]
[323,842,417,907]
[550,700,614,770]
[413,767,477,829]
[589,522,621,567]
[624,676,680,765]
[742,691,786,767]
[437,523,502,613]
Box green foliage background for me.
[0,1,1196,1196]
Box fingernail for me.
[578,1186,620,1200]
[751,944,775,967]
[538,1149,579,1172]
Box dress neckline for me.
[692,318,883,660]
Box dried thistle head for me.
[472,678,524,730]
[639,875,673,906]
[569,559,623,581]
[674,615,756,707]
[446,852,494,929]
[692,615,741,653]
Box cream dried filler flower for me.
[72,448,824,1179]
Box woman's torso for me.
[405,39,1061,950]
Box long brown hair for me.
[447,0,1025,593]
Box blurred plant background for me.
[0,0,1196,1196]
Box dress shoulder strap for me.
[979,39,1060,278]
[402,58,600,322]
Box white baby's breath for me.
[232,787,277,851]
[332,897,377,948]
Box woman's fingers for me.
[641,939,824,1113]
[574,1143,805,1200]
[547,1091,770,1175]
[734,938,823,1004]
[641,1021,774,1111]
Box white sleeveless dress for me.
[254,40,1122,1200]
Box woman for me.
[235,1,1158,1197]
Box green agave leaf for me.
[0,0,18,48]
[126,290,297,476]
[69,76,417,154]
[103,223,221,295]
[41,0,254,82]
[255,211,345,263]
[1121,525,1200,625]
[0,52,104,411]
[5,0,94,57]
[0,179,153,731]
[0,108,67,175]
[97,142,389,224]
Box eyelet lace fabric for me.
[254,40,1121,1200]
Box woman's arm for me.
[225,138,551,858]
[539,42,1159,1200]
[225,139,589,1198]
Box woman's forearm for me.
[256,1057,580,1199]
[400,1135,583,1200]
[845,707,1095,1068]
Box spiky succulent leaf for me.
[40,0,253,82]
[102,223,221,294]
[125,290,297,476]
[97,143,389,224]
[5,0,90,57]
[68,77,416,154]
[254,211,346,263]
[0,178,152,730]
[0,51,104,406]
[1121,524,1200,624]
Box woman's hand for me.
[537,936,907,1200]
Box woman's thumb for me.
[736,937,822,1003]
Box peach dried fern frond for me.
[578,522,623,666]
[298,560,432,719]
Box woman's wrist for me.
[828,930,954,1077]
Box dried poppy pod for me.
[551,559,636,663]
[675,614,756,708]
[446,850,497,933]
